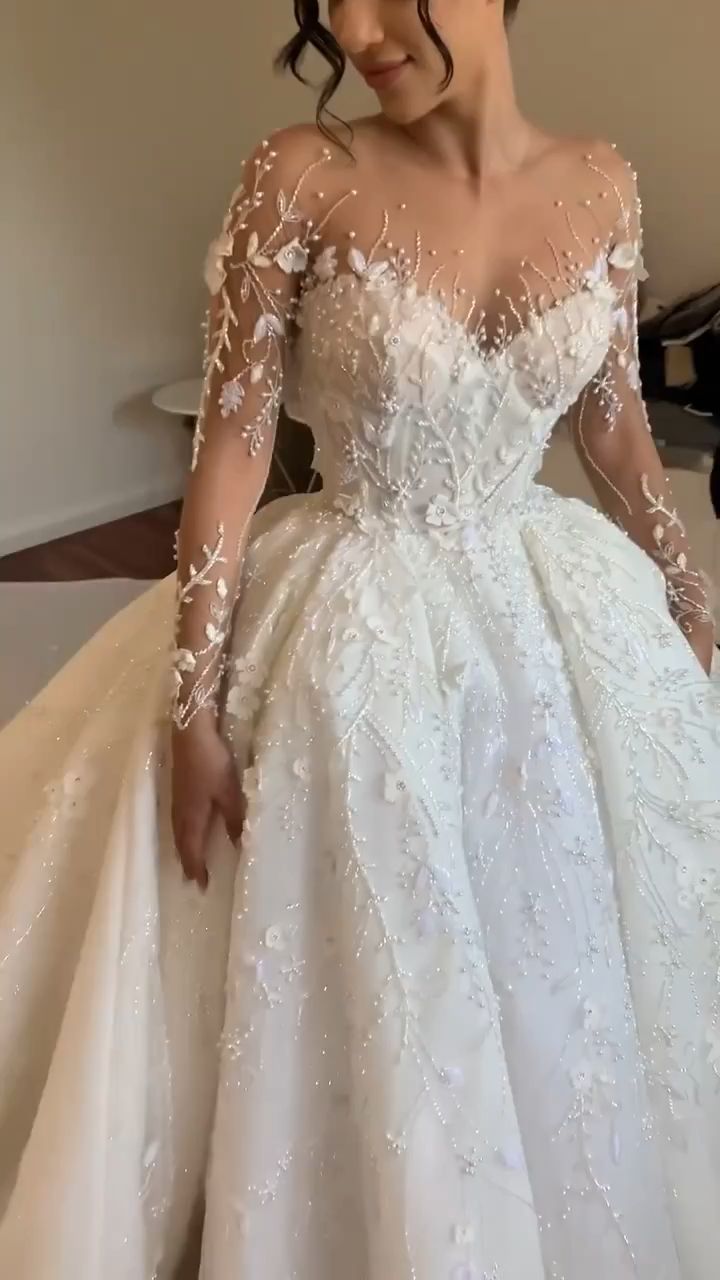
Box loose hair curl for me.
[276,1,520,144]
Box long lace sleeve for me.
[171,134,327,730]
[568,163,715,658]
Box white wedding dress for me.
[1,126,719,1280]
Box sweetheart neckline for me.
[297,265,618,370]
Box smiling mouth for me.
[361,59,411,91]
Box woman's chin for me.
[375,93,430,127]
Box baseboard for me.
[0,476,186,557]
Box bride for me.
[1,1,719,1276]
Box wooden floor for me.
[0,502,181,582]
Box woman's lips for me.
[361,59,410,91]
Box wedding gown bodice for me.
[286,273,614,531]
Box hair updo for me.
[277,1,521,145]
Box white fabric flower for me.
[677,859,719,909]
[582,254,617,307]
[425,495,459,528]
[583,998,605,1031]
[657,706,682,731]
[275,238,308,275]
[226,685,260,721]
[348,247,389,284]
[173,648,197,674]
[570,1060,597,1094]
[204,223,234,295]
[265,925,286,951]
[313,245,338,282]
[609,241,639,272]
[367,615,400,646]
[333,493,362,519]
[253,312,285,343]
[584,254,608,289]
[384,771,407,802]
[292,758,311,782]
[695,868,718,900]
[362,416,396,448]
[220,378,245,418]
[233,657,263,688]
[453,1223,475,1246]
[245,231,271,269]
[609,240,649,281]
[348,247,367,276]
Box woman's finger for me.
[217,765,246,846]
[173,801,211,888]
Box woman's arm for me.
[170,130,331,884]
[172,131,324,731]
[568,160,715,673]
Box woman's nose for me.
[332,0,385,57]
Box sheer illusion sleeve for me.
[171,134,323,730]
[568,164,715,660]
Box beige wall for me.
[0,0,366,555]
[513,0,720,300]
[1,1,716,553]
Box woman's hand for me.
[171,715,246,889]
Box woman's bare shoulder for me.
[533,131,635,190]
[520,131,638,231]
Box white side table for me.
[152,378,203,427]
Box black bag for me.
[639,283,720,417]
[639,284,720,516]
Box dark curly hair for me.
[276,1,521,144]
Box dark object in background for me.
[639,284,720,516]
[712,449,720,517]
[639,283,720,415]
[260,410,319,507]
